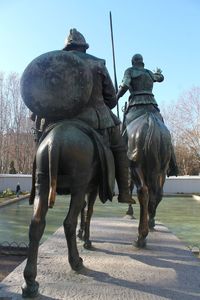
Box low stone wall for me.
[1,174,200,195]
[0,174,32,193]
[116,176,200,195]
[163,176,200,194]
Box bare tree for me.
[1,72,199,176]
[162,87,200,175]
[0,72,34,174]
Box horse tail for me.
[48,141,59,208]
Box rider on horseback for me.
[62,29,134,204]
[116,54,178,177]
[32,29,134,205]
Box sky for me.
[0,0,199,119]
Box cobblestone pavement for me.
[0,217,200,300]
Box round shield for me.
[20,50,93,119]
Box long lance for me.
[109,11,119,118]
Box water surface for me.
[0,196,69,245]
[0,196,200,249]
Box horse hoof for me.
[134,238,147,248]
[70,257,84,271]
[21,281,39,298]
[84,240,92,249]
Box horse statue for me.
[117,53,176,248]
[125,110,172,247]
[76,106,172,250]
[20,50,115,298]
[21,120,114,298]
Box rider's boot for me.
[108,125,135,204]
[113,150,135,205]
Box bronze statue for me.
[117,54,178,247]
[27,29,134,206]
[62,29,135,205]
[21,29,134,298]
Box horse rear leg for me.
[83,187,98,249]
[63,190,86,271]
[133,167,149,248]
[77,200,87,240]
[126,176,136,217]
[29,156,36,205]
[148,174,165,229]
[22,177,49,298]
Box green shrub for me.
[1,188,15,198]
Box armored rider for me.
[117,54,178,176]
[31,29,135,204]
[61,28,134,204]
[58,28,134,204]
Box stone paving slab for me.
[0,217,200,300]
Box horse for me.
[125,109,172,247]
[22,119,114,298]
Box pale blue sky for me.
[0,0,199,118]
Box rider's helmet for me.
[63,28,89,50]
[131,54,144,67]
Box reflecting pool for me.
[0,196,200,249]
[0,196,70,245]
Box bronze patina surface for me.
[117,54,174,247]
[20,29,134,298]
[20,50,93,119]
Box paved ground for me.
[0,254,25,282]
[0,217,200,300]
[0,247,27,282]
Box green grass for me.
[155,196,200,249]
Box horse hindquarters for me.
[127,117,151,247]
[23,122,99,295]
[145,117,171,229]
[127,113,171,246]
